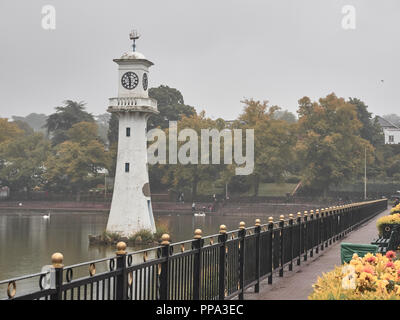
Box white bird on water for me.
[43,212,51,219]
[194,212,206,217]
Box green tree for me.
[95,113,111,145]
[13,120,34,135]
[0,132,50,196]
[348,98,383,146]
[273,110,297,123]
[12,113,48,133]
[45,100,94,145]
[45,122,107,200]
[296,93,374,196]
[161,111,219,200]
[107,113,119,146]
[148,85,196,130]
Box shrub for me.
[309,252,400,300]
[376,213,400,236]
[102,231,121,242]
[129,229,154,243]
[154,222,170,243]
[391,204,400,215]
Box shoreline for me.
[0,201,328,217]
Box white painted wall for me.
[383,128,400,145]
[106,112,155,236]
[106,55,157,237]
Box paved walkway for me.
[245,208,390,300]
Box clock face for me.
[121,72,139,90]
[143,73,148,91]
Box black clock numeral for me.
[121,72,138,90]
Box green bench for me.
[370,225,400,254]
[340,243,378,264]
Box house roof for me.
[376,116,400,129]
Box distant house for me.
[0,186,10,200]
[376,116,400,144]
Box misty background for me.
[0,0,399,121]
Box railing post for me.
[268,217,274,284]
[288,214,294,271]
[159,235,170,300]
[309,210,314,258]
[315,210,319,254]
[218,225,228,300]
[192,229,203,300]
[238,221,246,300]
[320,209,325,251]
[279,215,284,277]
[297,212,302,266]
[115,241,128,300]
[303,211,308,261]
[50,252,64,300]
[254,219,261,293]
[329,207,333,245]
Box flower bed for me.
[376,213,400,236]
[391,204,400,215]
[309,251,400,300]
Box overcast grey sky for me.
[0,0,399,120]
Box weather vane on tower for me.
[129,29,140,52]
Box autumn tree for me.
[159,111,221,200]
[0,118,23,144]
[296,93,374,196]
[234,99,297,196]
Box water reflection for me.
[0,211,278,283]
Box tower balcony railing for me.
[108,97,158,113]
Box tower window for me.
[389,135,394,143]
[126,127,131,137]
[125,163,130,172]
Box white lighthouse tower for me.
[106,30,158,237]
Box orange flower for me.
[386,251,396,260]
[363,265,375,274]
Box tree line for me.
[1,85,399,201]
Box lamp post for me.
[364,146,367,200]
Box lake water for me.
[0,211,278,284]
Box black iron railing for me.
[0,199,387,300]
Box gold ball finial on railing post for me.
[194,229,202,239]
[268,216,274,223]
[116,241,127,255]
[219,224,227,234]
[279,215,285,221]
[239,221,246,230]
[50,252,64,300]
[160,234,171,246]
[289,214,294,220]
[51,252,64,268]
[255,219,261,227]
